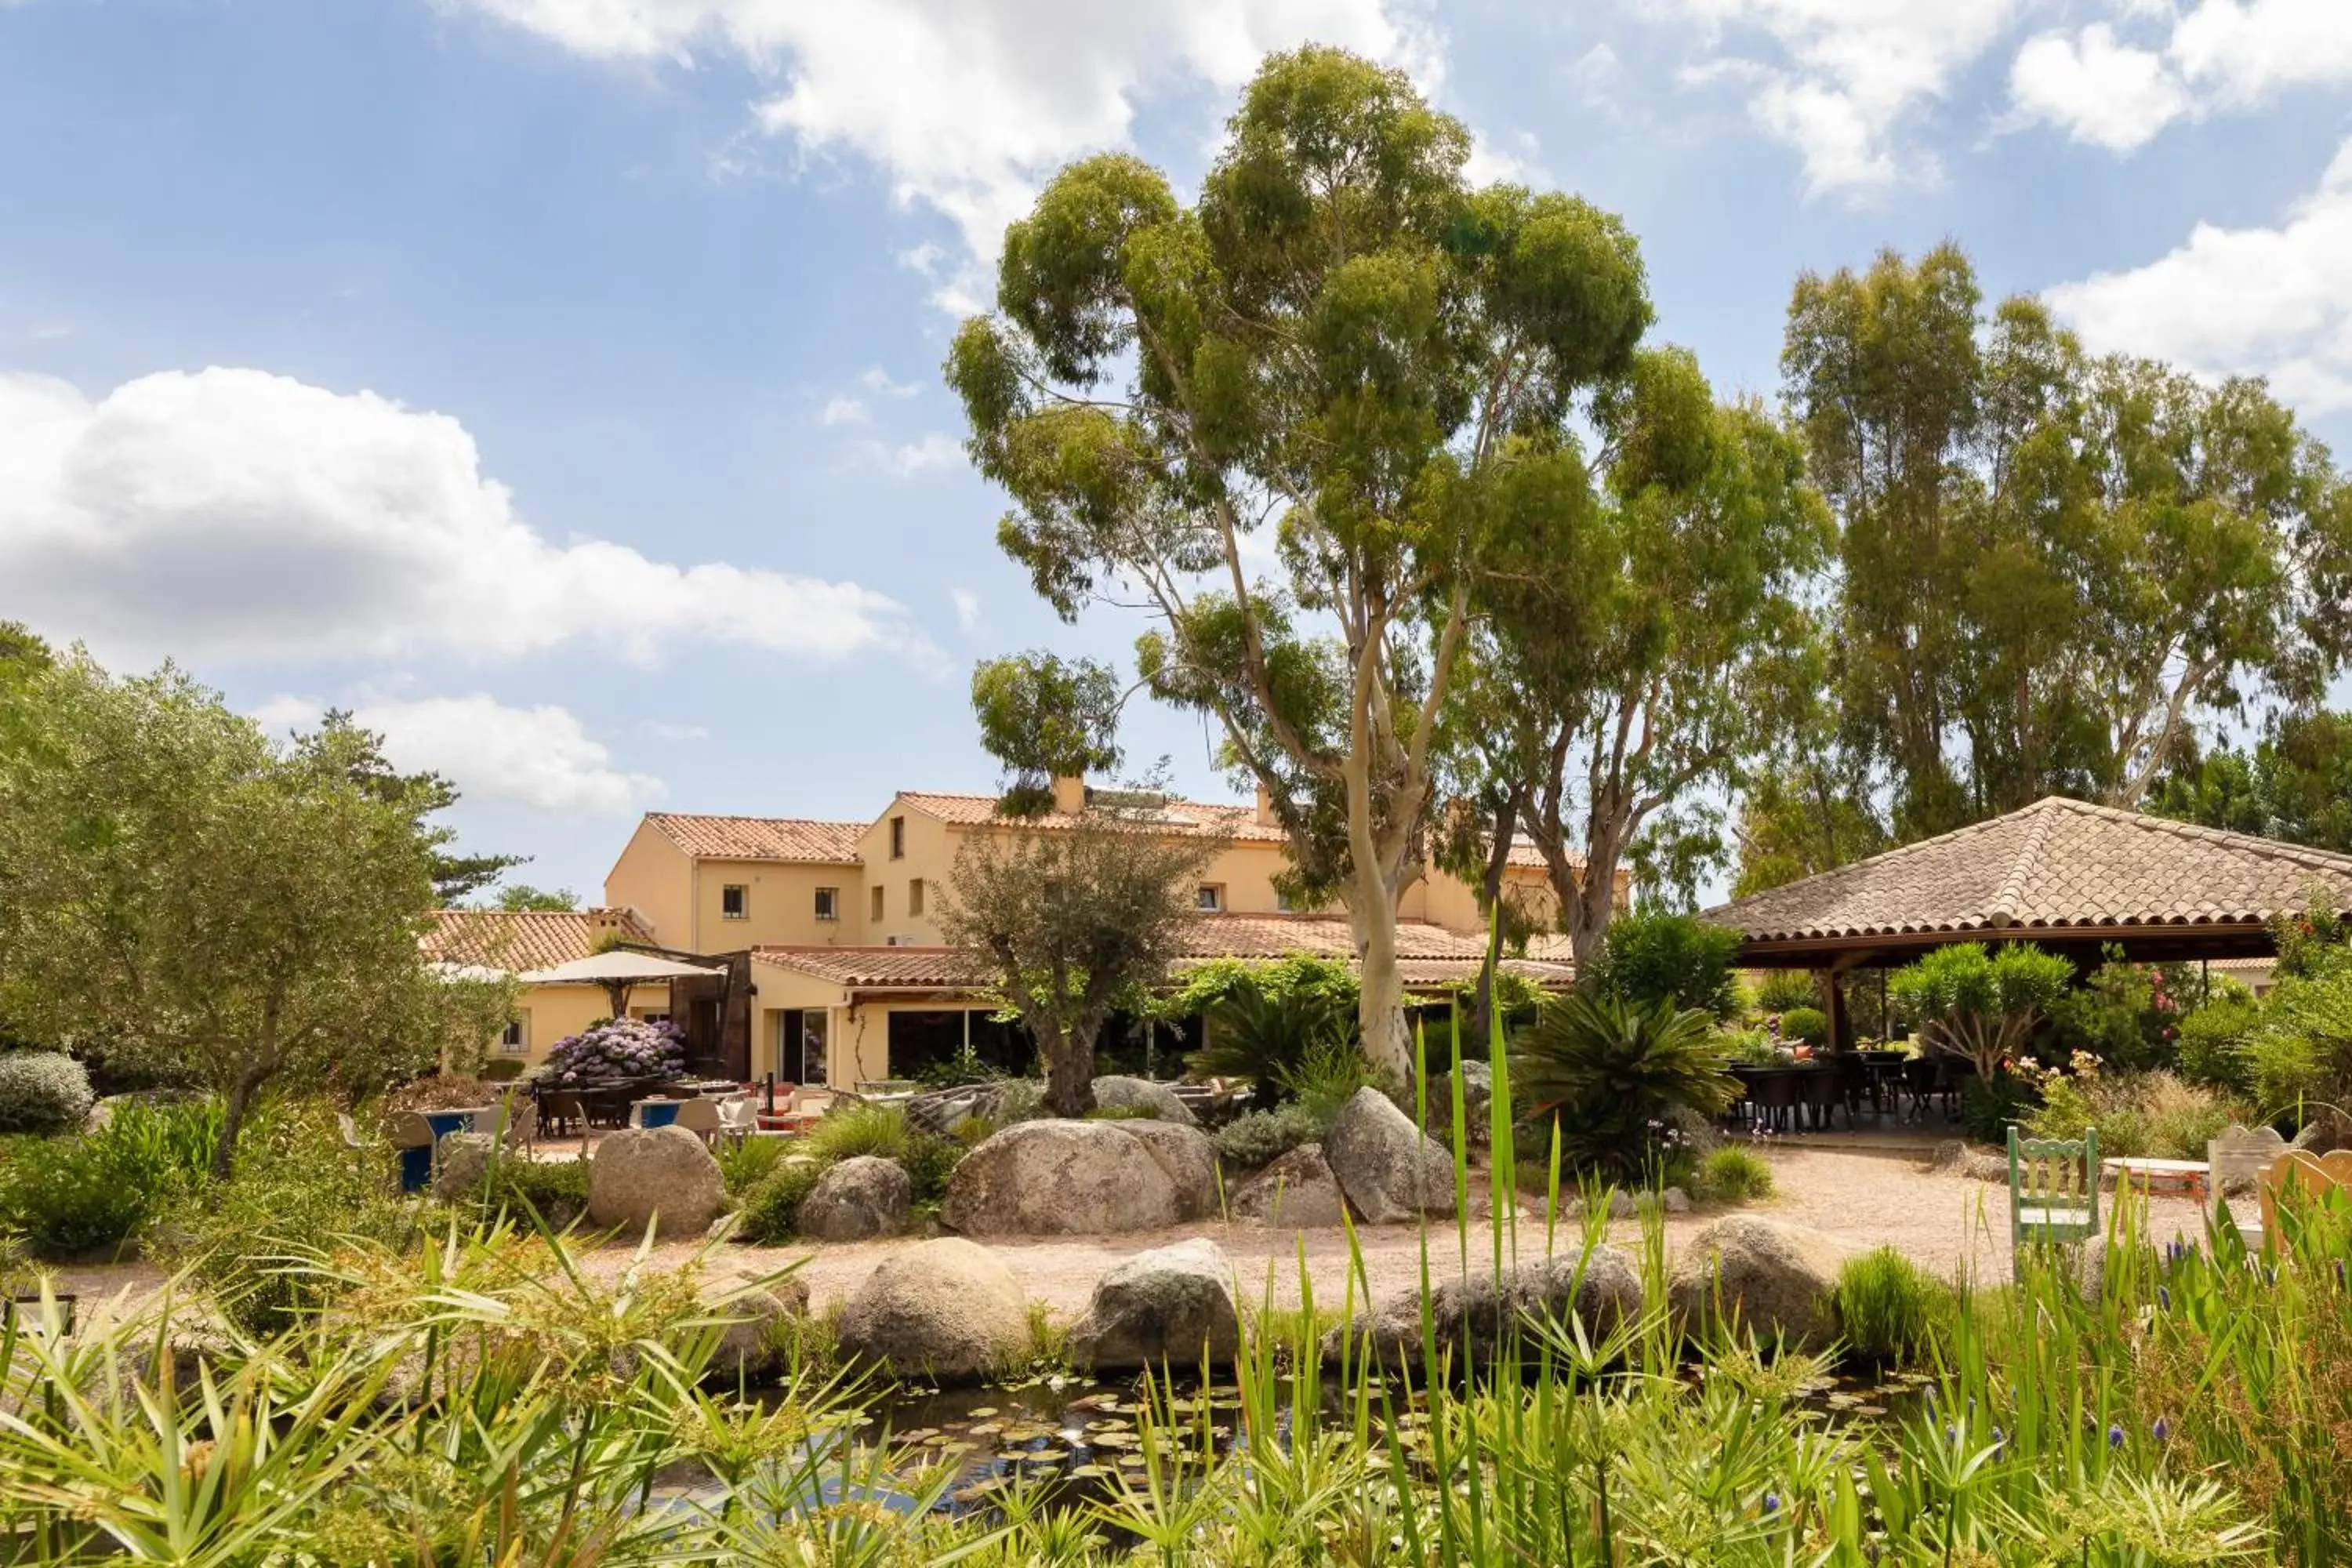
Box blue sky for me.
[5,0,2351,902]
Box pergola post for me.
[1820,966,1850,1055]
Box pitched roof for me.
[894,789,1289,844]
[642,812,866,863]
[1704,795,2352,946]
[423,908,657,974]
[750,913,1577,992]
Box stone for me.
[1334,1245,1644,1366]
[1069,1238,1241,1372]
[1229,1143,1347,1227]
[837,1237,1028,1381]
[586,1125,728,1238]
[942,1120,1182,1236]
[431,1133,499,1202]
[1662,1186,1692,1214]
[703,1267,812,1380]
[1114,1118,1222,1220]
[1666,1216,1852,1352]
[1324,1087,1457,1225]
[1430,1059,1494,1146]
[1091,1076,1197,1125]
[797,1156,913,1243]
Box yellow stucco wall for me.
[602,822,694,948]
[858,800,960,943]
[693,858,865,949]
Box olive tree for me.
[0,655,480,1174]
[948,46,1653,1074]
[936,815,1218,1118]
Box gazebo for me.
[1702,796,2352,1053]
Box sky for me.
[5,0,2352,905]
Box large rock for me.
[1090,1076,1197,1126]
[432,1133,499,1202]
[1666,1216,1851,1352]
[1069,1238,1241,1372]
[943,1120,1184,1236]
[1230,1143,1347,1228]
[797,1156,912,1243]
[1335,1245,1644,1365]
[837,1238,1028,1381]
[1429,1060,1494,1148]
[586,1125,728,1238]
[1115,1118,1221,1220]
[702,1267,812,1380]
[1325,1087,1457,1224]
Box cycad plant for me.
[1189,975,1356,1106]
[1512,991,1737,1178]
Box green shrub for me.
[897,1132,964,1207]
[158,1102,419,1335]
[0,1098,223,1257]
[2176,996,2260,1096]
[1778,1007,1828,1047]
[1960,1072,2036,1143]
[734,1159,825,1245]
[1583,912,1744,1019]
[1510,992,1737,1180]
[1833,1246,1952,1367]
[716,1134,793,1196]
[2025,1067,2247,1160]
[801,1105,909,1164]
[1213,1102,1325,1170]
[477,1157,590,1226]
[0,1051,93,1135]
[1749,971,1819,1015]
[1283,1038,1388,1125]
[1716,1028,1779,1066]
[1695,1145,1774,1203]
[1189,975,1355,1106]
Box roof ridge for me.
[2075,794,2352,877]
[1984,798,2062,927]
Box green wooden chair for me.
[2008,1126,2099,1254]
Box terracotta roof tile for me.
[1704,796,2352,946]
[895,789,1290,843]
[644,813,866,863]
[751,913,1577,992]
[423,908,656,973]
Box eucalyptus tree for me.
[948,47,1655,1073]
[1458,350,1831,964]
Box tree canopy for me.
[970,651,1125,816]
[0,655,510,1173]
[2154,708,2352,855]
[949,46,1661,1073]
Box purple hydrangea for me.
[542,1017,688,1085]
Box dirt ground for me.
[47,1142,2212,1323]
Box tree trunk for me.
[213,1066,270,1182]
[1469,796,1517,1051]
[1044,1028,1098,1119]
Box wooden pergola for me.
[1701,796,2352,1053]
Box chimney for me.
[587,906,631,937]
[1254,782,1276,827]
[1051,774,1087,815]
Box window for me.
[499,1018,527,1055]
[908,877,925,916]
[721,883,749,920]
[1196,884,1224,913]
[815,886,839,921]
[869,885,885,922]
[889,815,906,859]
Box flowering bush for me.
[0,1051,94,1134]
[540,1018,686,1085]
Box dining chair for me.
[671,1096,724,1145]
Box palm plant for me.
[1188,975,1356,1106]
[1511,992,1737,1178]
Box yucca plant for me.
[1512,991,1738,1179]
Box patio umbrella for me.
[516,950,726,1016]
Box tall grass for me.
[1832,1245,1952,1365]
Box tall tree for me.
[936,815,1218,1117]
[948,47,1653,1074]
[1461,352,1831,963]
[0,658,489,1174]
[291,710,527,905]
[2154,709,2352,855]
[969,651,1125,816]
[491,884,580,911]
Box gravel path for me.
[48,1143,2212,1323]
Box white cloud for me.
[818,394,869,425]
[1653,0,2021,193]
[858,365,920,398]
[2044,138,2352,410]
[0,365,927,668]
[2009,2,2352,151]
[2009,24,2190,151]
[887,431,964,476]
[442,0,1444,300]
[254,692,666,815]
[950,586,980,633]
